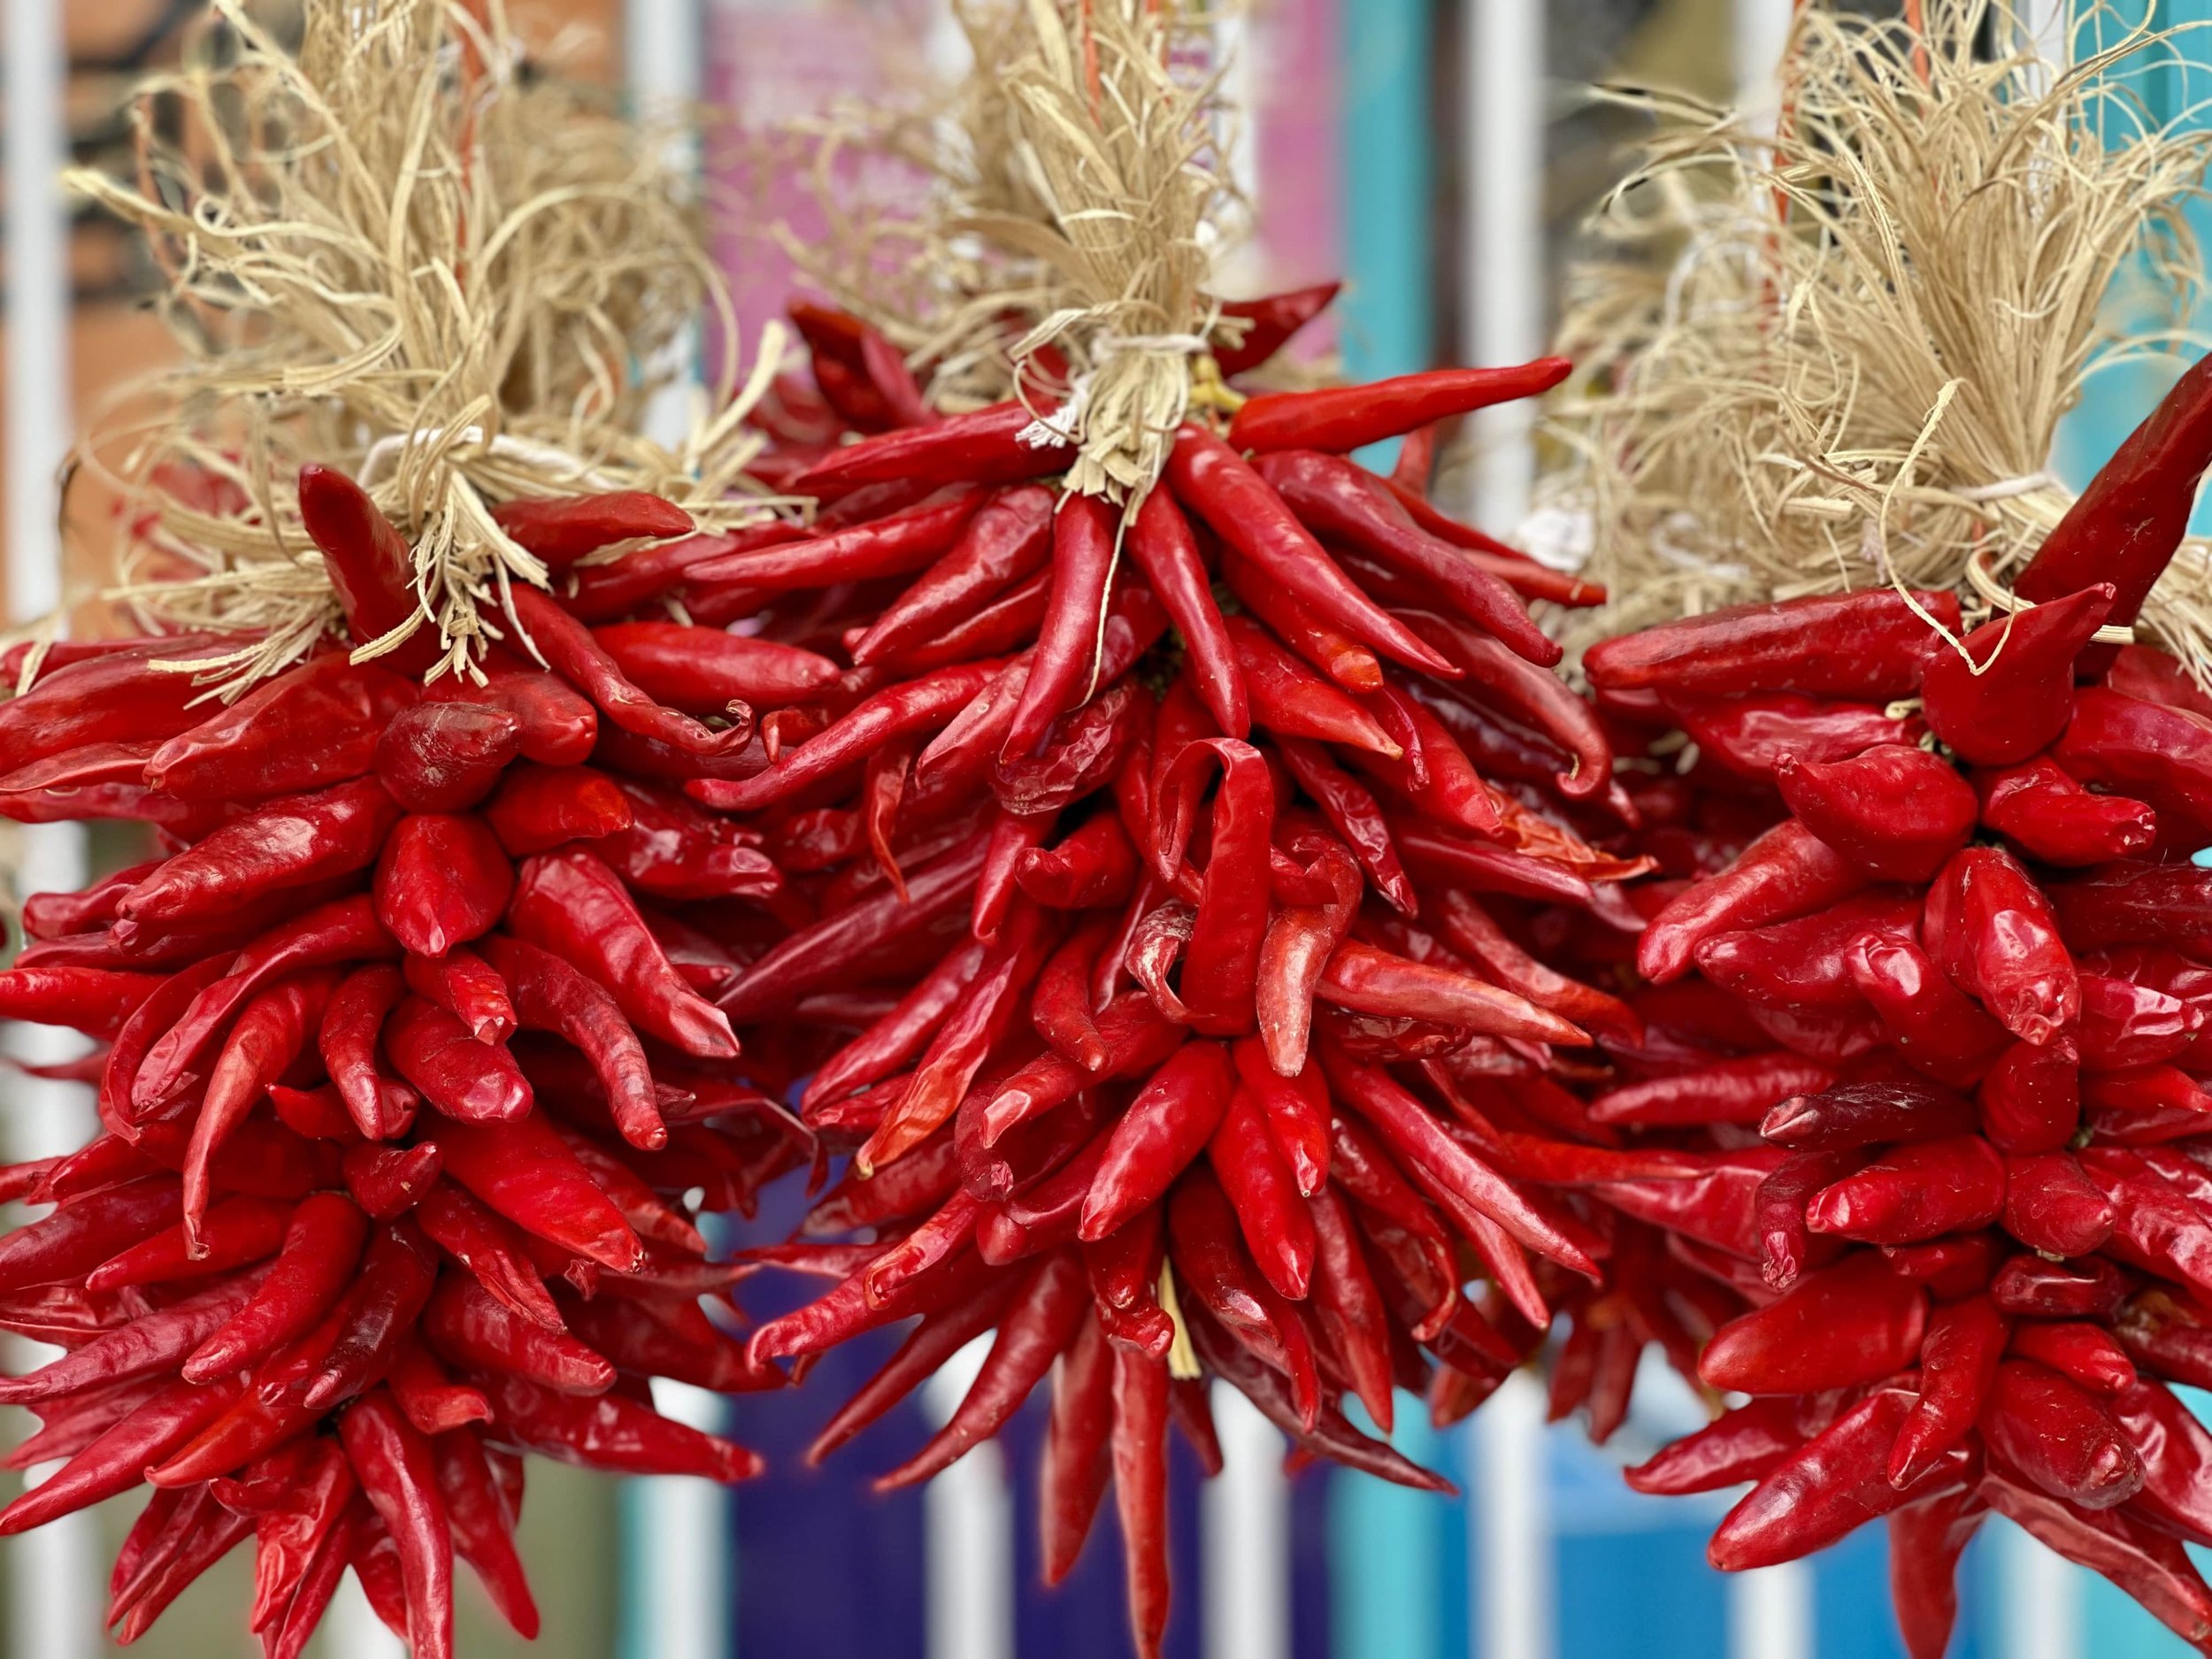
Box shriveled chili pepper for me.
[1707,1384,1967,1571]
[509,848,737,1057]
[374,702,523,812]
[1168,425,1458,677]
[1924,846,2079,1046]
[339,1388,455,1659]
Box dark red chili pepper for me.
[374,811,513,956]
[2014,347,2212,655]
[296,465,438,673]
[374,702,523,812]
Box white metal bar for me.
[1727,1565,1814,1659]
[1202,1382,1289,1659]
[1998,1515,2078,1659]
[5,0,96,1651]
[1471,1371,1552,1659]
[1463,4,1550,1640]
[1733,0,1795,133]
[922,1335,1015,1659]
[1464,0,1544,533]
[617,5,726,1655]
[629,0,706,454]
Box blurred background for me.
[0,1,2203,1655]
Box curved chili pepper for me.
[508,848,736,1058]
[146,653,412,801]
[1975,757,2156,865]
[2015,348,2212,653]
[1767,743,1977,883]
[1707,1385,1968,1571]
[1110,1341,1172,1659]
[373,702,523,812]
[1256,451,1559,664]
[507,585,751,758]
[296,465,437,672]
[1167,425,1458,677]
[2053,686,2212,836]
[1922,584,2116,764]
[1227,357,1571,455]
[1210,281,1340,377]
[383,995,532,1124]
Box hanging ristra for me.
[1545,1,2212,671]
[65,0,787,691]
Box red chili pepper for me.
[432,1429,539,1637]
[293,464,435,661]
[1125,486,1246,735]
[1168,425,1458,678]
[373,811,513,956]
[508,849,737,1058]
[491,490,693,567]
[1639,819,1868,985]
[1708,1384,1970,1571]
[1041,1310,1116,1582]
[2053,686,2212,835]
[1256,451,1560,664]
[876,1252,1088,1488]
[793,403,1070,495]
[1210,281,1340,377]
[2015,348,2212,655]
[1921,584,2116,764]
[424,663,598,765]
[373,702,523,811]
[383,995,532,1124]
[1625,1397,1819,1494]
[405,947,516,1044]
[1924,846,2080,1046]
[1586,588,1962,701]
[691,485,987,592]
[1168,1169,1319,1427]
[1110,1341,1173,1659]
[1975,757,2156,865]
[338,1388,455,1659]
[1984,1358,2143,1509]
[146,653,413,802]
[1227,357,1571,454]
[134,895,399,1114]
[1766,743,1977,883]
[434,1112,641,1272]
[0,1373,246,1534]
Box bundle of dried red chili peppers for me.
[0,466,815,1658]
[709,291,1698,1655]
[1548,353,2212,1655]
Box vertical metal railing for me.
[4,0,99,1652]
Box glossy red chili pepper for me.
[1974,756,2156,865]
[373,811,513,956]
[296,465,438,673]
[373,702,523,811]
[1920,584,2115,764]
[2054,686,2212,836]
[508,849,737,1058]
[1168,425,1458,678]
[2015,347,2212,653]
[491,490,693,566]
[1924,846,2080,1046]
[146,653,413,801]
[1228,357,1571,454]
[1587,588,1962,701]
[1708,1384,1969,1571]
[1210,281,1340,376]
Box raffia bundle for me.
[1547,2,2212,672]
